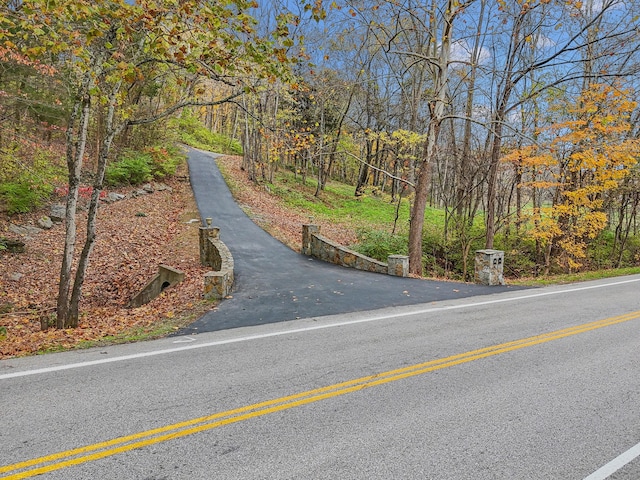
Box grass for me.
[509,266,640,287]
[267,170,423,230]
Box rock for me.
[9,273,23,282]
[9,224,42,238]
[133,189,148,197]
[156,183,173,192]
[9,224,28,236]
[38,216,54,229]
[142,183,154,193]
[50,203,66,222]
[25,225,43,236]
[103,192,125,203]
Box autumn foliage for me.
[506,84,640,272]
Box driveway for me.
[180,148,523,333]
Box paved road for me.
[2,276,640,479]
[182,148,521,333]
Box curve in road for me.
[180,148,524,334]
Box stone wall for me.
[199,225,234,299]
[302,224,408,277]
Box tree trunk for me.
[456,0,485,219]
[484,120,503,249]
[407,0,454,275]
[67,81,123,325]
[355,140,371,196]
[57,87,91,329]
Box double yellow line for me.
[3,310,640,479]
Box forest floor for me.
[0,155,356,359]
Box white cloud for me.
[535,35,556,49]
[576,0,625,15]
[449,39,491,66]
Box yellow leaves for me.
[516,83,640,272]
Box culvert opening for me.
[129,265,185,308]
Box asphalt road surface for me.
[2,275,640,479]
[180,147,521,334]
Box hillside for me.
[1,163,206,358]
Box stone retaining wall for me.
[302,224,408,277]
[199,225,234,299]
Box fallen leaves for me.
[0,165,209,359]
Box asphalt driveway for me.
[180,148,523,333]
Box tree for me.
[404,0,471,275]
[483,0,640,249]
[513,84,639,272]
[1,0,301,327]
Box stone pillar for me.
[199,227,208,266]
[204,271,232,300]
[199,226,220,266]
[474,249,505,286]
[387,255,409,277]
[302,224,320,256]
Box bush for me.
[144,145,183,179]
[0,150,60,214]
[0,182,45,214]
[497,235,538,278]
[105,146,185,186]
[171,110,242,155]
[105,153,153,186]
[352,228,407,262]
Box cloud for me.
[449,39,491,66]
[535,35,556,49]
[576,0,625,15]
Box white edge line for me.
[583,440,640,480]
[2,276,640,381]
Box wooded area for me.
[2,0,640,329]
[238,0,640,277]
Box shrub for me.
[352,228,407,262]
[144,145,183,179]
[105,153,153,186]
[0,149,62,214]
[497,235,538,278]
[171,110,242,155]
[0,182,43,214]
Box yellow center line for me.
[3,310,640,479]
